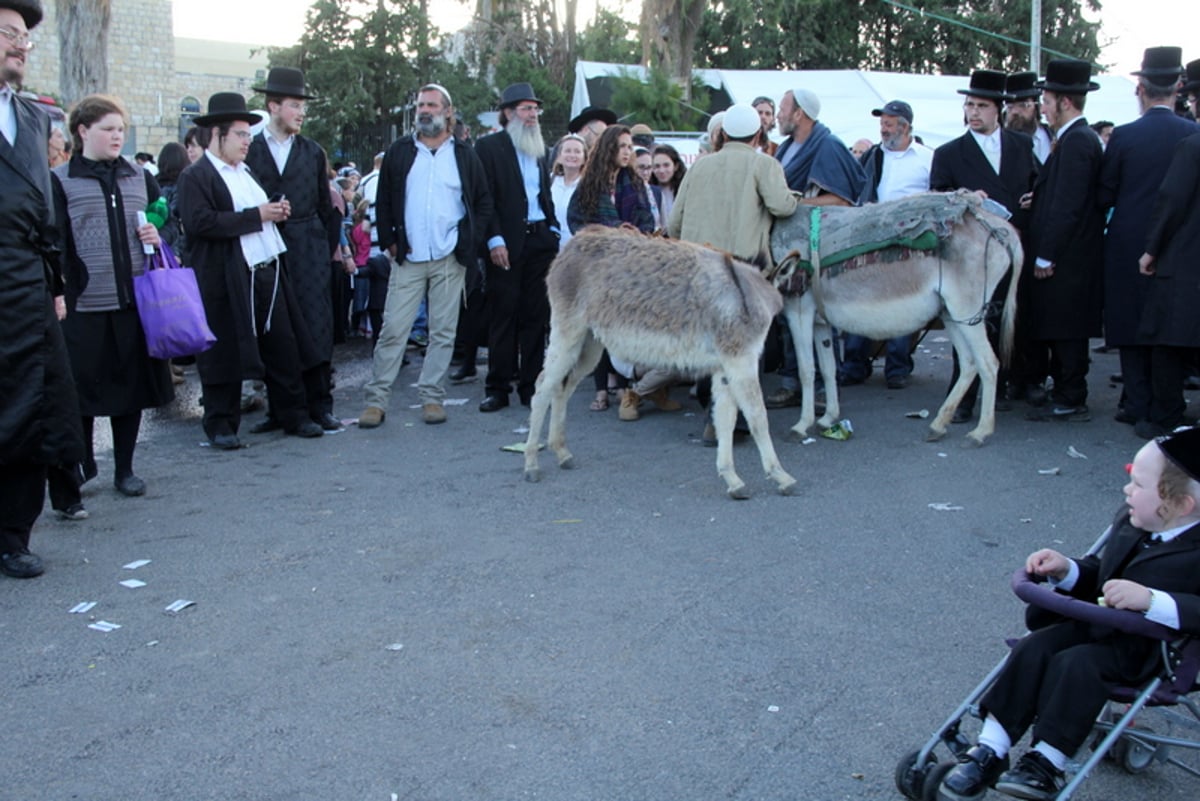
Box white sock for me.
[978,715,1011,758]
[1034,741,1068,771]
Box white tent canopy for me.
[572,60,1141,150]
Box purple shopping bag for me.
[133,241,217,359]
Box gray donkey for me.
[523,227,796,499]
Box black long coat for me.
[1139,133,1200,347]
[0,97,83,466]
[245,134,341,362]
[1098,107,1199,347]
[472,131,556,265]
[175,155,321,385]
[1025,118,1106,341]
[930,129,1037,234]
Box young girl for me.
[940,427,1200,801]
[349,202,372,337]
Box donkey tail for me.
[998,230,1023,366]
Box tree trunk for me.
[640,0,707,101]
[57,0,112,104]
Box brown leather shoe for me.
[648,387,682,411]
[422,403,447,424]
[358,406,386,428]
[619,389,640,421]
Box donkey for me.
[523,226,796,499]
[768,191,1023,446]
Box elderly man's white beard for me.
[506,117,546,159]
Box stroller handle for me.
[1010,569,1180,642]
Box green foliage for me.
[610,67,710,131]
[697,0,1102,74]
[576,8,640,64]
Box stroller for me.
[895,526,1200,801]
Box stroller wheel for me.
[894,749,936,800]
[920,761,956,801]
[1113,729,1161,774]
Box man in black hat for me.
[1098,47,1199,438]
[567,105,617,150]
[0,0,86,578]
[474,82,559,412]
[245,67,344,433]
[1022,59,1106,423]
[930,70,1039,422]
[1184,59,1200,119]
[1004,71,1054,164]
[176,92,326,448]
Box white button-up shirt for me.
[876,140,933,202]
[205,150,287,268]
[404,138,465,262]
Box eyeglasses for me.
[282,100,307,113]
[514,104,543,115]
[0,26,34,51]
[229,130,253,141]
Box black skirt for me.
[62,307,175,417]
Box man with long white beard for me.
[357,84,492,427]
[474,82,560,412]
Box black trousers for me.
[1149,345,1190,428]
[1118,346,1153,421]
[484,225,558,399]
[1022,337,1089,407]
[0,463,48,554]
[982,620,1157,756]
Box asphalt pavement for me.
[2,336,1197,801]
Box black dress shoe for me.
[210,433,242,450]
[450,365,477,382]
[994,751,1064,800]
[1025,385,1048,407]
[479,394,509,412]
[115,474,147,497]
[886,375,909,390]
[287,420,325,438]
[1,549,44,578]
[314,412,344,431]
[1113,407,1137,425]
[940,743,1009,800]
[518,389,533,407]
[250,417,283,434]
[952,406,973,424]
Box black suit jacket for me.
[472,130,555,265]
[930,129,1037,233]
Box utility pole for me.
[1030,0,1042,72]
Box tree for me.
[57,0,111,103]
[610,66,709,130]
[694,0,1102,74]
[576,7,640,64]
[640,0,708,100]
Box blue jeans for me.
[840,334,913,382]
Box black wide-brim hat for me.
[194,92,260,127]
[567,106,618,133]
[958,69,1009,100]
[252,67,315,100]
[1182,58,1200,95]
[499,82,541,109]
[0,0,42,28]
[1131,46,1184,85]
[1036,59,1100,93]
[1158,426,1200,482]
[1006,71,1041,99]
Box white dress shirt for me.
[404,138,465,262]
[264,129,295,175]
[0,84,15,145]
[205,150,287,268]
[876,141,933,202]
[969,128,1002,174]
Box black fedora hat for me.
[1184,59,1200,95]
[567,106,618,133]
[1131,46,1184,85]
[498,82,541,109]
[194,92,260,127]
[1005,71,1041,100]
[252,67,315,100]
[0,0,42,28]
[958,70,1009,100]
[1036,59,1100,93]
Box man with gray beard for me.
[358,84,492,427]
[474,82,559,411]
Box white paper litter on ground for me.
[88,621,121,632]
[1037,467,1061,476]
[123,559,151,570]
[1067,445,1088,459]
[385,643,404,651]
[118,579,147,589]
[69,601,97,614]
[905,409,930,419]
[512,425,530,434]
[801,437,817,445]
[164,599,195,613]
[928,502,964,511]
[442,398,470,406]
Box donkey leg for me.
[784,295,818,440]
[711,373,749,499]
[551,334,606,470]
[812,318,839,429]
[927,322,978,442]
[525,327,583,482]
[724,359,797,496]
[961,325,1000,446]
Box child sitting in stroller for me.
[941,426,1200,801]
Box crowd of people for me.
[3,0,1200,597]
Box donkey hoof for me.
[786,428,810,443]
[524,468,541,483]
[925,427,947,442]
[727,484,752,500]
[558,454,576,470]
[961,433,987,449]
[777,478,798,496]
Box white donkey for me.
[768,191,1023,446]
[523,226,796,499]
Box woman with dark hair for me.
[51,94,174,500]
[650,143,687,223]
[566,124,654,235]
[154,141,189,256]
[183,126,209,164]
